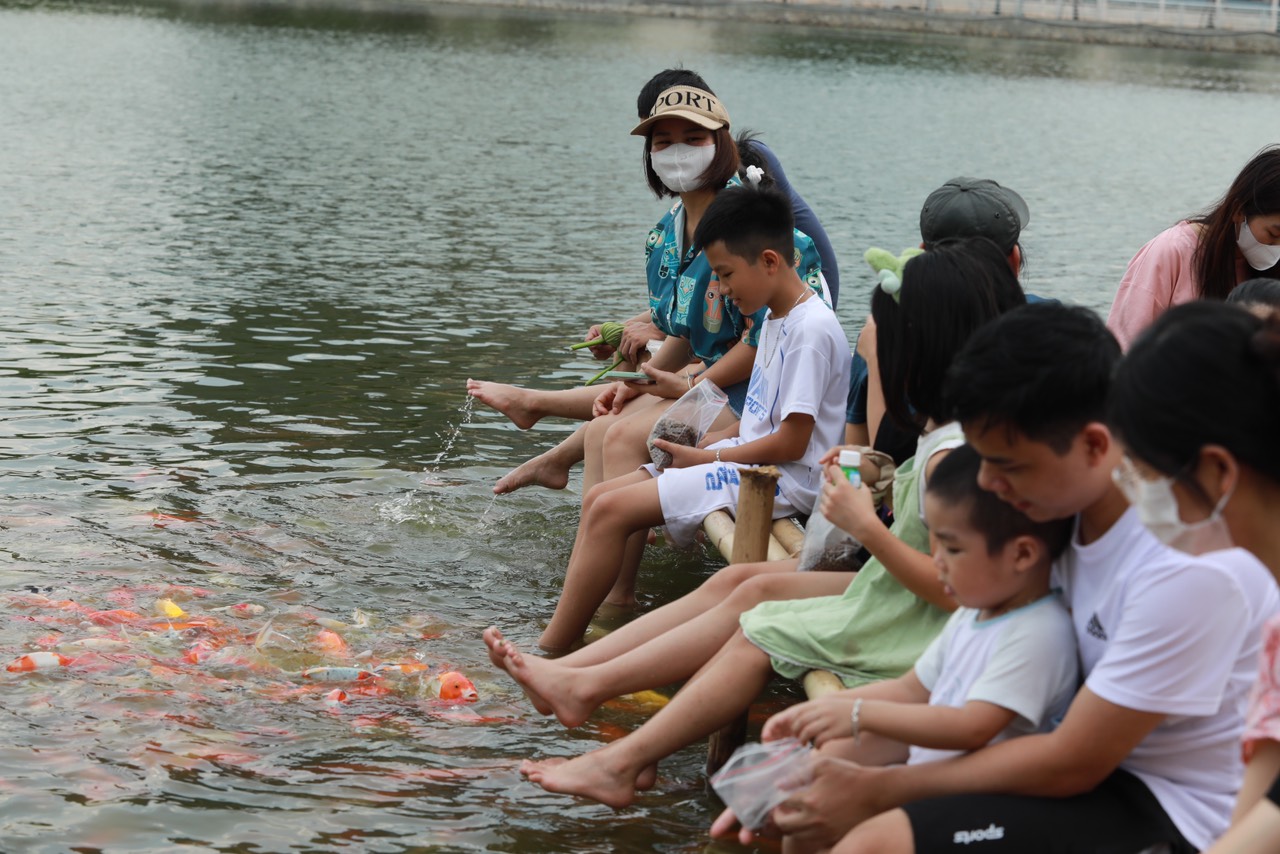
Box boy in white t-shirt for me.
[761,443,1078,769]
[529,185,851,652]
[743,303,1278,853]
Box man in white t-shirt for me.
[742,303,1278,853]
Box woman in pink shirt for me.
[1107,145,1280,350]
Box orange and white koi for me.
[322,689,349,708]
[429,671,478,702]
[312,629,348,657]
[7,652,72,672]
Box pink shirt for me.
[1243,614,1280,763]
[1107,221,1251,351]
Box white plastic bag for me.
[647,379,729,471]
[710,738,814,830]
[796,511,864,572]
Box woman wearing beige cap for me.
[468,86,828,518]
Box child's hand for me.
[819,463,879,540]
[763,696,856,747]
[651,437,714,469]
[583,325,616,361]
[818,445,883,488]
[638,363,688,400]
[593,382,640,417]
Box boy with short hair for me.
[762,444,1078,770]
[748,302,1278,853]
[531,185,850,652]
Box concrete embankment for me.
[137,0,1280,52]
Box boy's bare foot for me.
[493,451,570,495]
[466,379,541,430]
[519,750,642,809]
[505,643,600,728]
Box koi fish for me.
[7,652,72,672]
[430,671,478,702]
[373,662,430,676]
[299,666,381,683]
[154,599,186,619]
[312,629,348,657]
[323,689,349,708]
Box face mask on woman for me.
[1237,219,1280,271]
[1114,458,1235,555]
[650,143,716,194]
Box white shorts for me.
[648,461,800,549]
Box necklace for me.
[763,288,811,368]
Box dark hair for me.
[876,237,1025,430]
[637,68,713,120]
[1191,144,1280,301]
[1227,277,1280,310]
[927,444,1073,558]
[943,302,1119,453]
[692,184,793,262]
[1110,301,1280,489]
[642,125,740,199]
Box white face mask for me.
[1113,458,1235,556]
[1237,219,1280,271]
[650,143,716,194]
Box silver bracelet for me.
[851,698,863,746]
[715,448,722,464]
[686,373,694,389]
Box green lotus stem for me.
[585,355,625,387]
[570,321,626,351]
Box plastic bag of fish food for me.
[796,511,865,572]
[710,738,814,830]
[646,380,729,471]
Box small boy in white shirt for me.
[531,184,851,651]
[761,443,1078,769]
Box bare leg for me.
[829,808,913,854]
[466,380,601,429]
[581,394,665,502]
[596,402,677,605]
[519,631,775,808]
[565,559,803,667]
[493,427,584,495]
[496,569,853,727]
[538,473,664,652]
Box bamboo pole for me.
[704,510,791,563]
[802,670,845,700]
[706,466,780,777]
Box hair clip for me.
[877,269,902,302]
[744,165,764,187]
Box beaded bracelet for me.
[851,698,863,746]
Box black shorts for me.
[902,769,1196,854]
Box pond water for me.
[1,2,1279,850]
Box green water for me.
[1,2,1278,850]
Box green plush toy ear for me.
[863,246,924,300]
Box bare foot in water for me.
[504,642,601,728]
[493,450,570,495]
[519,750,646,809]
[484,628,555,716]
[466,379,542,430]
[522,756,658,791]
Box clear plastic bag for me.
[709,738,814,831]
[796,510,864,572]
[647,379,729,471]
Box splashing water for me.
[378,395,477,524]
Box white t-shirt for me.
[729,295,851,515]
[909,595,1079,766]
[1052,508,1279,849]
